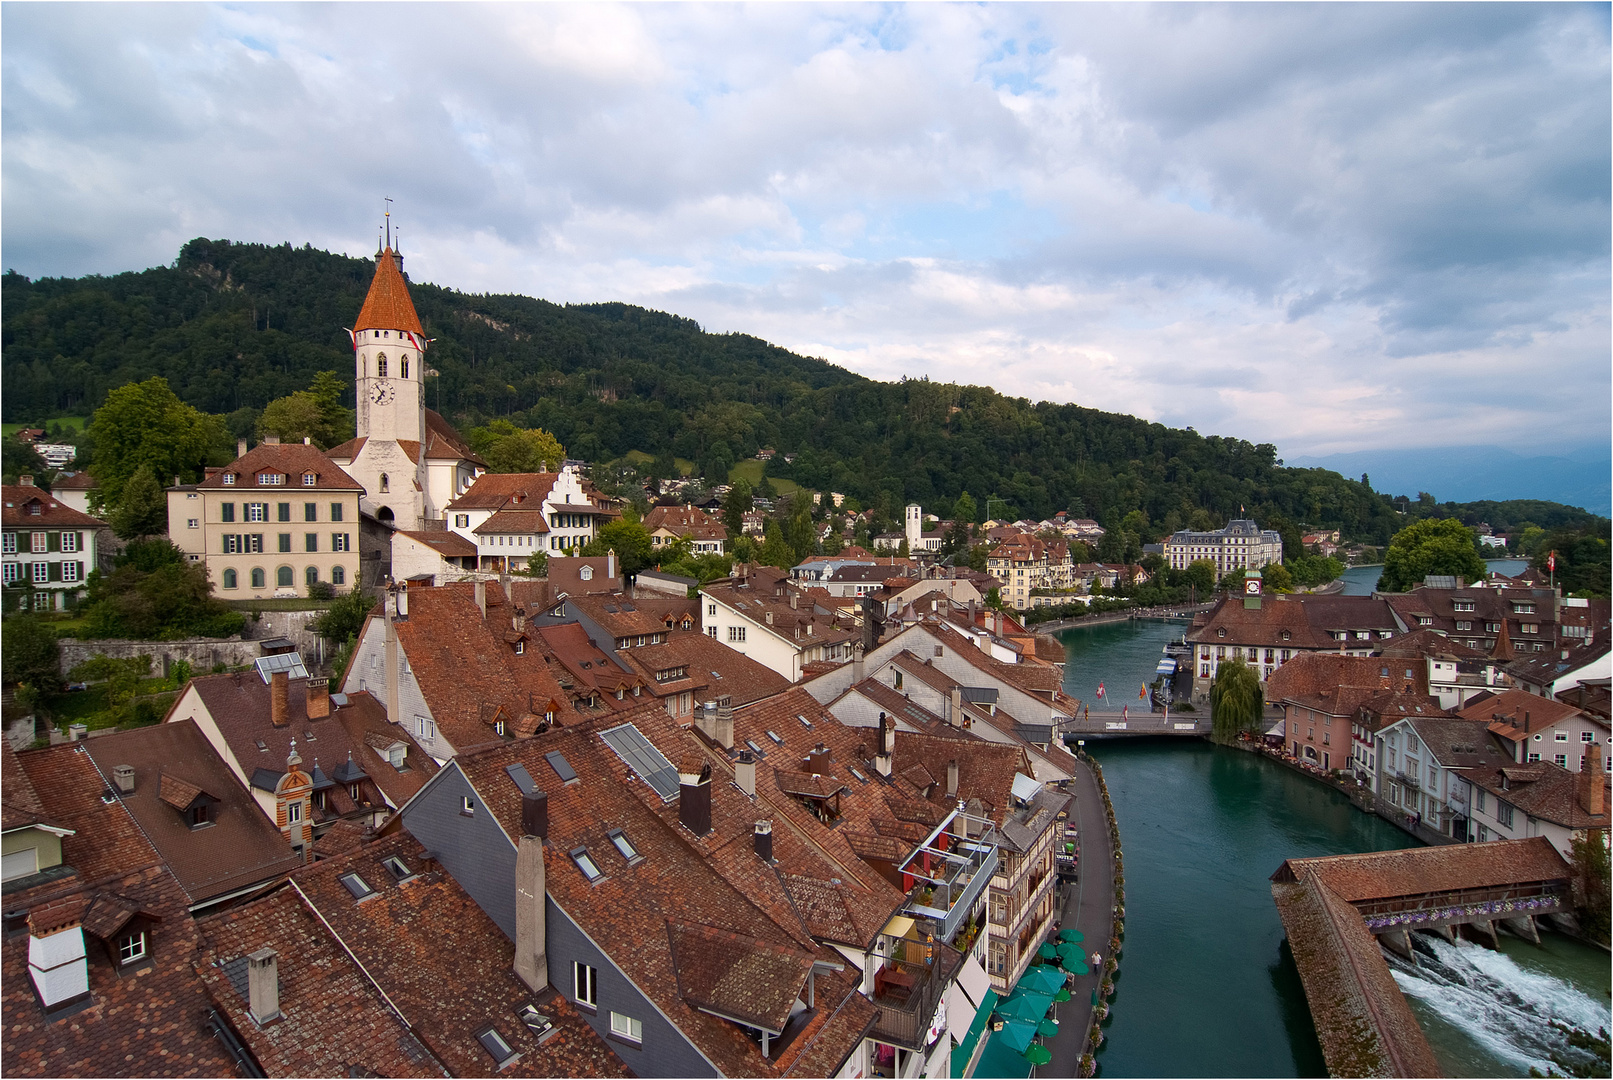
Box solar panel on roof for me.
[545,751,578,783]
[599,723,680,802]
[255,653,309,682]
[506,763,539,796]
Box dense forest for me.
[3,239,1602,543]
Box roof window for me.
[545,751,578,783]
[517,1004,554,1040]
[475,1026,519,1068]
[745,738,767,757]
[256,739,268,752]
[382,856,412,881]
[340,872,375,900]
[766,730,784,745]
[608,830,641,863]
[570,847,604,883]
[797,713,814,729]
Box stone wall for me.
[58,609,341,678]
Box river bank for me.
[1033,604,1210,636]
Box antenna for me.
[384,196,394,249]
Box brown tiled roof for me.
[1187,594,1398,650]
[51,471,97,491]
[183,674,438,812]
[1,484,106,528]
[1274,836,1571,902]
[1393,716,1504,769]
[195,442,364,491]
[3,863,236,1078]
[447,471,560,511]
[1,741,59,832]
[324,434,367,461]
[1266,653,1425,713]
[83,720,302,905]
[157,771,208,811]
[291,833,627,1077]
[662,629,792,707]
[1456,687,1587,742]
[422,408,484,465]
[353,247,423,333]
[11,744,163,886]
[1467,762,1612,830]
[565,592,668,639]
[666,919,815,1032]
[547,556,623,597]
[398,529,478,557]
[644,503,728,541]
[196,885,440,1076]
[475,508,551,535]
[1376,628,1488,660]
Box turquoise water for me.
[1053,617,1608,1077]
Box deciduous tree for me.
[1210,658,1263,744]
[1377,518,1488,592]
[89,377,227,511]
[109,464,168,540]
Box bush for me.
[79,539,246,640]
[307,581,335,601]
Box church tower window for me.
[401,358,409,379]
[379,474,390,493]
[377,354,388,378]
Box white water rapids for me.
[1387,933,1610,1076]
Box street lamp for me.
[1077,739,1086,760]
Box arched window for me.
[401,358,409,379]
[277,566,294,588]
[331,565,346,585]
[376,354,388,378]
[223,568,238,589]
[377,506,394,524]
[251,568,266,589]
[305,566,319,586]
[379,473,389,493]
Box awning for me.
[951,988,999,1079]
[957,954,993,1010]
[882,914,916,940]
[1155,657,1177,675]
[1010,773,1042,802]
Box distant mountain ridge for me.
[1288,446,1611,518]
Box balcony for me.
[868,940,965,1051]
[897,807,1001,943]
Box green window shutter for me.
[48,561,61,582]
[47,532,60,553]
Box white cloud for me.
[2,2,1606,458]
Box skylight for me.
[340,872,374,899]
[545,751,578,783]
[745,739,767,757]
[598,723,680,802]
[850,767,869,783]
[255,653,309,682]
[609,830,640,862]
[570,847,604,882]
[766,730,784,745]
[475,1026,518,1066]
[383,856,411,881]
[797,714,813,729]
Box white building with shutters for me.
[2,477,107,611]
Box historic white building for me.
[326,244,483,532]
[1163,518,1283,576]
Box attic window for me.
[222,473,236,486]
[1280,630,1291,641]
[382,856,412,881]
[545,751,578,783]
[570,847,604,883]
[797,713,814,729]
[257,473,284,486]
[460,796,475,816]
[475,1026,519,1068]
[256,739,268,752]
[518,1004,554,1040]
[766,730,784,745]
[340,872,375,899]
[1217,628,1226,638]
[608,830,641,863]
[850,767,869,783]
[745,739,767,757]
[513,641,524,655]
[189,803,211,828]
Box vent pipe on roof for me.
[396,584,408,618]
[514,835,549,994]
[947,759,959,799]
[735,749,756,798]
[607,550,617,581]
[678,760,712,837]
[112,764,135,794]
[246,948,281,1023]
[270,671,290,728]
[474,580,487,621]
[754,820,773,863]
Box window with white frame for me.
[416,716,435,740]
[62,562,79,583]
[302,473,317,486]
[61,532,77,552]
[30,532,47,553]
[609,1012,642,1042]
[1,533,14,554]
[2,564,18,585]
[574,962,598,1007]
[246,503,268,522]
[117,931,148,965]
[727,626,745,643]
[257,473,284,485]
[32,562,49,584]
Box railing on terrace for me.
[1352,881,1569,929]
[869,942,964,1051]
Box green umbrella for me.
[1064,960,1090,976]
[997,1018,1038,1054]
[995,996,1048,1024]
[1036,1018,1059,1037]
[1025,1044,1053,1067]
[1053,987,1072,1003]
[1018,966,1066,997]
[1059,928,1084,943]
[1037,942,1057,960]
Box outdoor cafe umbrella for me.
[1036,1018,1060,1038]
[996,991,1054,1024]
[1057,944,1090,974]
[996,1018,1039,1055]
[1025,1044,1053,1067]
[1037,942,1057,961]
[1018,965,1066,997]
[1052,987,1072,1003]
[1058,928,1084,943]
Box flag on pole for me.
[1096,682,1105,700]
[1140,683,1148,700]
[1122,704,1129,720]
[1547,551,1556,572]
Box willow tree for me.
[1210,658,1263,745]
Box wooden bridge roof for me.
[1271,836,1570,902]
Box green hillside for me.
[2,239,1600,543]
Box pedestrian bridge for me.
[1056,711,1211,738]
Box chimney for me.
[715,704,734,752]
[246,948,281,1023]
[173,475,181,487]
[695,701,718,742]
[303,436,311,445]
[806,742,830,774]
[522,791,549,838]
[385,612,401,726]
[474,580,487,620]
[18,474,33,488]
[396,584,409,618]
[790,592,798,610]
[1582,741,1605,817]
[515,835,549,993]
[500,571,511,601]
[950,686,963,726]
[678,759,712,836]
[875,714,894,777]
[753,820,774,863]
[851,642,865,684]
[735,749,756,797]
[306,678,330,720]
[270,670,290,727]
[112,764,135,794]
[238,438,249,459]
[607,551,617,582]
[947,759,959,798]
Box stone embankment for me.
[57,609,337,679]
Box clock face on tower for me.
[1246,577,1262,595]
[371,383,394,406]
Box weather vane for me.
[385,196,394,249]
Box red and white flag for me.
[1547,551,1556,572]
[1096,682,1105,699]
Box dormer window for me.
[222,473,236,486]
[302,473,317,486]
[257,473,284,486]
[340,872,375,899]
[117,931,148,965]
[580,566,594,581]
[190,803,211,828]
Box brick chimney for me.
[1581,741,1605,818]
[806,743,830,774]
[678,758,712,836]
[753,820,773,863]
[270,670,290,728]
[306,678,330,720]
[950,686,963,726]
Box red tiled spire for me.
[354,248,423,334]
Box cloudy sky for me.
[4,2,1608,458]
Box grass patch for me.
[605,450,697,477]
[3,416,87,437]
[727,459,801,495]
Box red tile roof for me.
[1,484,106,528]
[353,248,423,334]
[196,441,364,491]
[447,471,561,511]
[1273,836,1571,902]
[398,529,478,557]
[1456,687,1588,742]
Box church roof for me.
[354,248,423,334]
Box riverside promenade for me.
[1044,753,1118,1077]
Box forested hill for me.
[0,238,1578,543]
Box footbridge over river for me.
[1270,837,1573,1078]
[1054,710,1211,738]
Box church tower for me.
[341,242,430,529]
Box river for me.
[1055,617,1610,1077]
[1338,557,1531,595]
